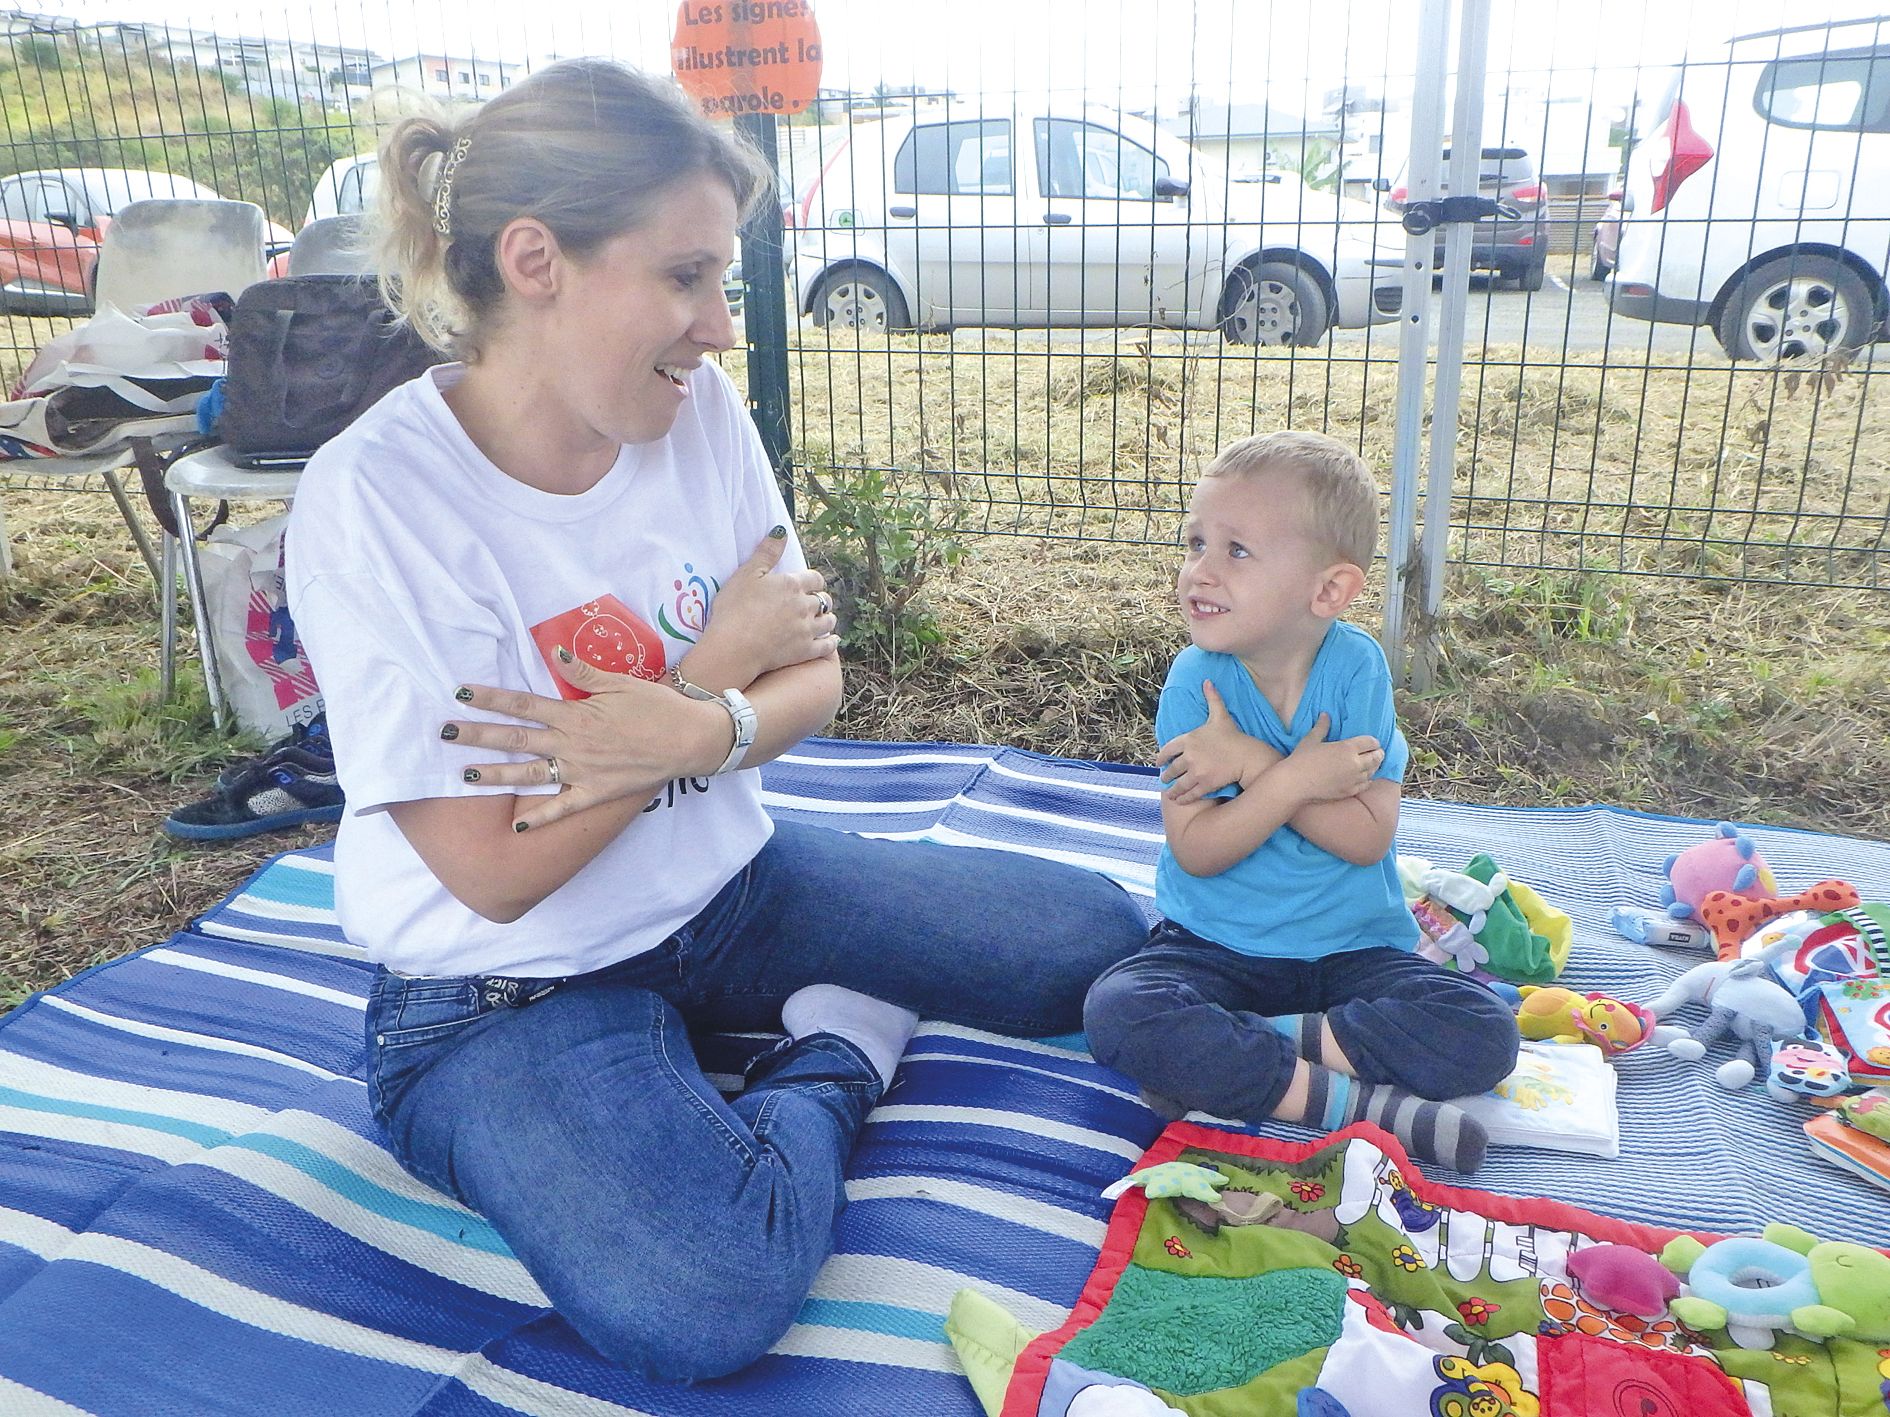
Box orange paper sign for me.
[671,0,823,118]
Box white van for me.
[791,102,1405,345]
[1610,17,1890,360]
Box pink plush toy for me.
[1662,822,1778,924]
[1566,1243,1681,1320]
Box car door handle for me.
[1042,212,1072,224]
[889,205,916,219]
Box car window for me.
[20,180,73,222]
[0,180,31,222]
[893,120,1013,196]
[1035,119,1167,199]
[1756,50,1890,132]
[337,164,363,215]
[1438,147,1536,187]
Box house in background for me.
[1157,98,1345,183]
[368,54,526,103]
[23,20,378,111]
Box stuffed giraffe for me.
[1699,880,1860,958]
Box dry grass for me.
[0,489,332,1010]
[746,329,1890,581]
[837,538,1890,840]
[3,327,1887,1008]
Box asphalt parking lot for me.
[770,269,1721,359]
[1334,268,1713,357]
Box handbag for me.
[215,274,444,465]
[0,292,230,459]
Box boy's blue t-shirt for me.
[1154,620,1419,960]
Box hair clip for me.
[432,136,472,237]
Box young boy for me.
[1084,431,1519,1173]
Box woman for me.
[285,59,1146,1383]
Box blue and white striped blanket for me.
[1,738,1886,1415]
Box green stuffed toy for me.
[1458,854,1560,985]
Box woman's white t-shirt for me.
[284,360,799,979]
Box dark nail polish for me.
[462,768,481,783]
[556,645,574,664]
[454,686,474,703]
[768,524,786,538]
[513,820,529,833]
[439,724,459,741]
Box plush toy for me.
[1416,862,1509,934]
[1699,880,1861,958]
[1565,1243,1680,1319]
[1515,986,1657,1057]
[1457,854,1560,985]
[1647,958,1806,1089]
[1766,1036,1851,1102]
[1662,822,1777,924]
[1099,1161,1227,1204]
[1661,1224,1890,1348]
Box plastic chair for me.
[3,200,268,582]
[91,199,267,312]
[161,444,303,732]
[287,216,372,276]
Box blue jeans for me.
[365,820,1145,1382]
[1084,920,1521,1118]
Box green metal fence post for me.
[734,111,794,515]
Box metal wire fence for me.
[3,2,1887,593]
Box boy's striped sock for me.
[1268,1013,1333,1064]
[1291,1062,1487,1174]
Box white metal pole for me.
[1413,0,1491,690]
[1383,0,1453,676]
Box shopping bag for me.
[194,512,323,740]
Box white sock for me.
[781,984,919,1090]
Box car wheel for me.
[1516,260,1546,293]
[1221,260,1330,346]
[810,266,910,333]
[1590,252,1611,281]
[1716,253,1880,362]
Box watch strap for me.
[669,666,756,775]
[716,687,757,775]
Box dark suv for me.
[1383,145,1549,291]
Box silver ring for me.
[545,756,562,787]
[816,591,832,616]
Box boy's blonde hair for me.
[1203,430,1381,567]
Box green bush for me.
[800,464,968,672]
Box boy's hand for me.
[1278,713,1385,804]
[1156,681,1277,802]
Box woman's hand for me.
[442,650,735,832]
[1275,713,1385,805]
[678,528,839,692]
[1156,682,1276,803]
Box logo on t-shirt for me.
[657,561,720,644]
[529,595,666,700]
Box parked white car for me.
[791,102,1405,344]
[303,152,379,226]
[1610,18,1890,360]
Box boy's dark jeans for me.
[1084,920,1521,1119]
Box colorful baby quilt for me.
[969,1122,1890,1417]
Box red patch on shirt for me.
[529,595,667,699]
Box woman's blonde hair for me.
[374,58,772,358]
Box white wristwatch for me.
[670,668,758,775]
